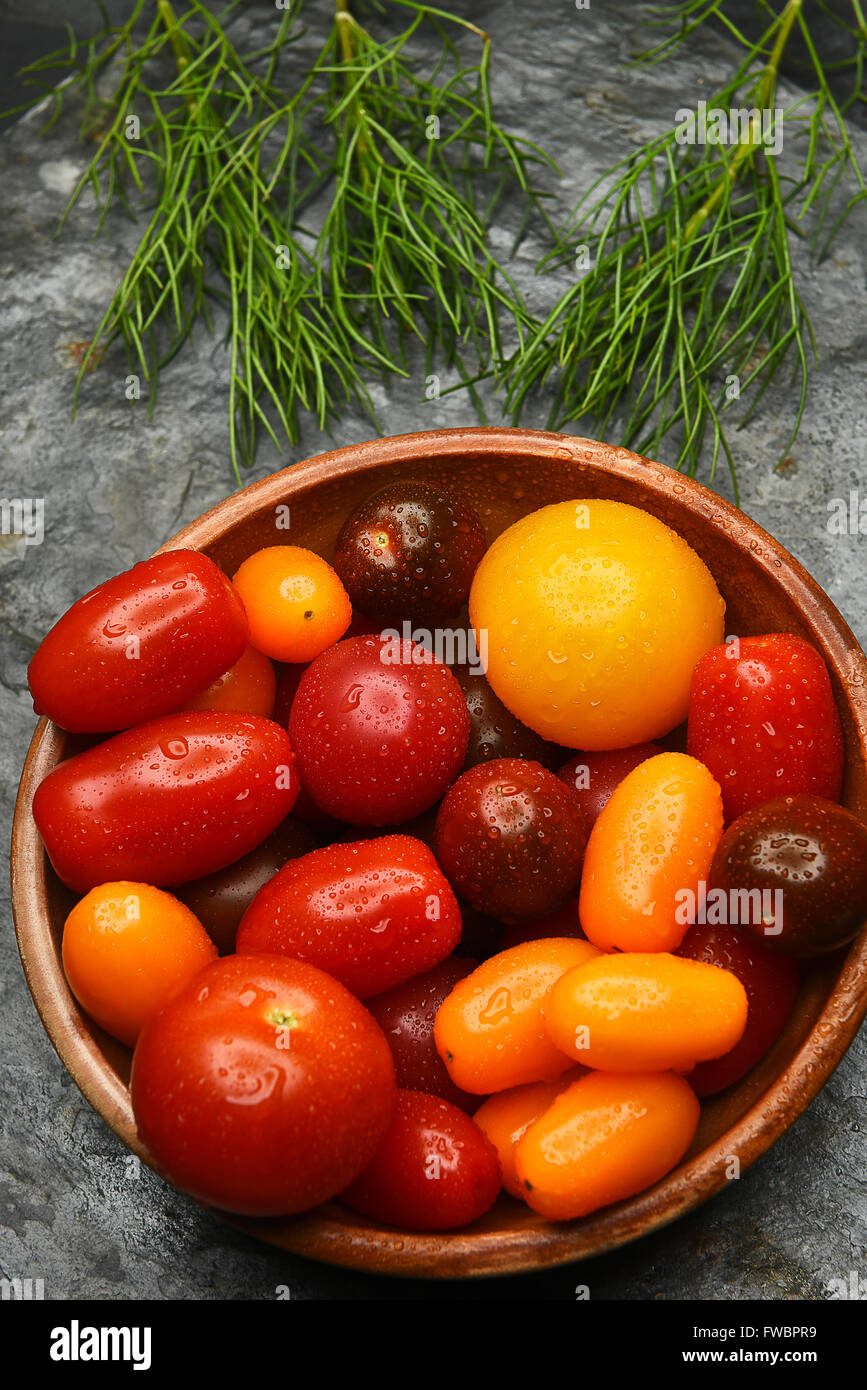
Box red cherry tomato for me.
[33,712,299,893]
[289,635,470,825]
[366,959,478,1111]
[557,742,663,828]
[687,634,844,822]
[131,955,396,1216]
[339,1089,501,1231]
[28,550,248,732]
[237,835,461,998]
[677,920,799,1095]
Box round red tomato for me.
[131,955,396,1216]
[677,919,799,1095]
[28,550,248,733]
[237,835,461,998]
[288,635,469,825]
[339,1089,501,1231]
[33,712,299,892]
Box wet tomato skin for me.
[687,634,844,822]
[33,712,299,893]
[515,1071,700,1221]
[175,815,320,955]
[289,636,469,825]
[454,664,565,772]
[366,958,478,1111]
[677,920,799,1095]
[131,955,397,1216]
[708,793,867,957]
[579,752,724,953]
[435,758,589,921]
[333,480,487,624]
[28,550,249,733]
[434,937,601,1094]
[236,835,462,999]
[339,1089,501,1231]
[473,1070,587,1199]
[557,742,663,828]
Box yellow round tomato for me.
[469,499,725,749]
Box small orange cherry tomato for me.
[544,952,748,1072]
[232,546,352,662]
[182,643,277,717]
[515,1071,700,1220]
[433,938,600,1094]
[62,882,217,1047]
[579,752,724,953]
[473,1069,586,1198]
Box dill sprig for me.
[11,0,553,480]
[502,0,867,496]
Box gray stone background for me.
[1,0,865,1300]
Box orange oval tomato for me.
[473,1070,586,1198]
[579,752,724,952]
[469,500,725,749]
[433,938,600,1094]
[232,546,352,662]
[182,642,276,716]
[544,952,748,1072]
[515,1070,700,1220]
[62,882,217,1047]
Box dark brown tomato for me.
[499,897,582,950]
[366,959,478,1111]
[435,758,589,921]
[708,793,867,957]
[454,664,566,771]
[557,742,664,828]
[175,815,321,954]
[338,1089,501,1231]
[333,480,487,624]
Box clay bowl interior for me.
[12,427,867,1279]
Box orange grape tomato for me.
[473,1070,586,1198]
[182,642,277,717]
[544,952,748,1072]
[62,882,217,1047]
[433,937,601,1094]
[231,546,352,663]
[579,751,724,952]
[469,499,725,750]
[515,1070,700,1220]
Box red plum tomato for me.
[28,550,248,733]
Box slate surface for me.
[0,0,865,1300]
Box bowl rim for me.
[12,425,867,1279]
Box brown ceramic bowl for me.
[12,428,867,1278]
